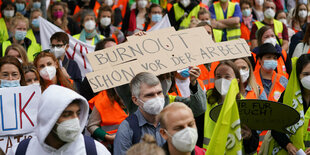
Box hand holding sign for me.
[209,99,300,134]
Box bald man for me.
[158,102,205,155]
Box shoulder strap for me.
[16,138,31,155]
[84,135,97,155]
[125,113,141,144]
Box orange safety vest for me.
[245,88,257,99]
[253,69,286,102]
[307,47,310,54]
[168,79,206,97]
[207,61,219,90]
[198,64,210,89]
[240,22,251,46]
[253,49,289,79]
[111,33,119,44]
[115,0,128,18]
[89,90,128,134]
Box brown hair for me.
[0,56,26,86]
[50,32,69,45]
[302,24,310,45]
[47,1,69,30]
[33,52,73,91]
[292,3,308,26]
[10,13,29,30]
[240,0,252,8]
[126,134,165,155]
[5,43,29,64]
[207,61,244,105]
[98,5,114,25]
[22,63,40,85]
[256,25,273,46]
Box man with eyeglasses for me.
[49,32,82,93]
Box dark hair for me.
[207,61,244,105]
[275,10,286,19]
[0,56,26,86]
[50,32,69,45]
[296,54,310,93]
[1,1,16,16]
[302,24,310,45]
[95,38,116,51]
[240,0,252,8]
[293,3,308,26]
[33,52,73,91]
[22,63,40,84]
[256,25,273,46]
[145,4,162,26]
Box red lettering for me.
[19,92,35,128]
[5,136,12,153]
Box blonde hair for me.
[126,134,165,155]
[157,102,192,129]
[10,13,29,30]
[5,43,29,64]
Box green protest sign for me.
[209,99,300,134]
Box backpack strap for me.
[125,114,141,145]
[16,138,31,155]
[84,135,97,155]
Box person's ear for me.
[132,96,140,106]
[160,128,169,140]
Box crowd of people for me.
[0,0,310,154]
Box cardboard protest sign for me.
[0,86,41,136]
[209,99,300,134]
[86,27,251,92]
[0,133,34,154]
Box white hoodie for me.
[8,85,110,155]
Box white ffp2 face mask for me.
[56,118,80,142]
[301,76,310,90]
[180,0,190,7]
[84,20,96,31]
[39,66,57,81]
[264,37,277,46]
[264,8,275,19]
[215,78,232,96]
[139,96,165,115]
[240,69,250,83]
[165,127,198,152]
[51,46,66,59]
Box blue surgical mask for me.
[33,2,41,9]
[16,3,25,11]
[0,79,21,88]
[32,19,40,28]
[263,60,278,70]
[242,9,251,17]
[151,14,162,23]
[15,30,27,41]
[179,68,190,78]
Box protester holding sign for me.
[233,57,267,100]
[0,13,41,62]
[7,85,111,154]
[253,43,288,102]
[203,60,259,153]
[73,9,104,46]
[0,56,26,87]
[33,52,74,91]
[267,54,310,154]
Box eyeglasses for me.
[50,44,66,48]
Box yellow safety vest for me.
[267,57,306,154]
[213,2,241,42]
[0,18,9,43]
[2,39,41,62]
[254,19,283,45]
[73,33,104,45]
[203,91,217,149]
[173,3,200,29]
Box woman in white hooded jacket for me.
[8,85,110,155]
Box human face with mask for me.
[99,11,112,27]
[0,62,21,88]
[241,3,252,17]
[30,10,42,31]
[50,39,68,60]
[15,0,26,13]
[299,62,310,91]
[2,4,15,18]
[259,53,278,72]
[261,29,277,46]
[133,82,165,116]
[214,64,237,96]
[6,49,23,63]
[234,58,250,84]
[159,102,198,154]
[83,15,97,34]
[25,71,40,86]
[36,56,58,82]
[263,1,276,19]
[149,6,163,24]
[53,102,81,143]
[52,5,65,19]
[13,20,28,43]
[276,11,288,26]
[198,13,211,25]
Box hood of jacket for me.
[35,85,89,145]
